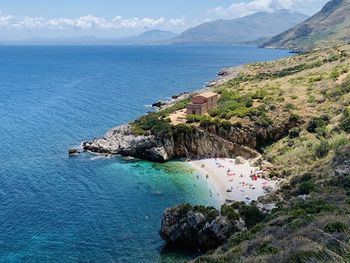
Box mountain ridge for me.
[172,10,308,45]
[262,0,350,51]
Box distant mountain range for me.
[262,0,350,51]
[0,30,178,45]
[171,10,308,45]
[0,10,312,47]
[116,29,178,45]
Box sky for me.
[0,0,329,40]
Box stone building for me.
[186,92,219,115]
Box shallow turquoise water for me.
[0,45,290,262]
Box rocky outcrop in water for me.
[68,148,81,156]
[82,125,170,162]
[159,204,246,252]
[82,124,259,162]
[82,113,301,162]
[151,92,190,110]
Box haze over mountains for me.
[0,29,178,45]
[171,10,308,45]
[262,0,350,51]
[0,10,308,46]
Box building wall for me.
[192,96,207,104]
[187,94,219,116]
[187,103,207,115]
[206,95,218,110]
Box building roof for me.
[194,92,217,98]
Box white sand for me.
[189,158,277,205]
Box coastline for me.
[187,157,277,205]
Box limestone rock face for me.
[82,115,299,162]
[82,124,170,162]
[159,204,245,252]
[82,124,259,162]
[333,145,350,177]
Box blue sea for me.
[0,45,290,263]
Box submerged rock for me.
[68,148,80,156]
[152,101,166,108]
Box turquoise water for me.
[0,45,290,262]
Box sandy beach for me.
[189,158,277,204]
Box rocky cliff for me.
[159,204,246,252]
[82,114,299,162]
[82,124,259,162]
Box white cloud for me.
[0,12,185,30]
[169,16,186,27]
[209,0,326,18]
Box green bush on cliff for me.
[172,123,194,134]
[186,114,211,124]
[323,222,348,233]
[314,140,330,158]
[289,127,301,138]
[194,205,219,221]
[132,113,172,135]
[221,204,240,221]
[307,116,329,133]
[158,98,191,118]
[298,180,315,195]
[340,108,350,133]
[209,88,256,120]
[327,75,350,100]
[238,205,265,229]
[340,117,350,133]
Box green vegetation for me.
[340,107,350,133]
[221,204,240,221]
[191,45,350,262]
[131,113,172,135]
[307,116,329,133]
[128,45,350,262]
[238,204,265,229]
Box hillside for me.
[83,44,350,261]
[190,45,350,262]
[172,10,308,45]
[262,0,350,52]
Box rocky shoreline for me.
[159,202,266,253]
[78,64,300,256]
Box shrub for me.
[340,117,350,133]
[327,75,350,99]
[255,113,273,127]
[315,140,330,158]
[324,222,348,233]
[221,204,240,221]
[289,127,301,138]
[194,205,219,221]
[298,180,315,195]
[186,114,211,124]
[307,116,329,133]
[131,113,172,135]
[284,103,296,111]
[289,113,301,122]
[238,205,265,228]
[254,242,280,256]
[254,89,268,100]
